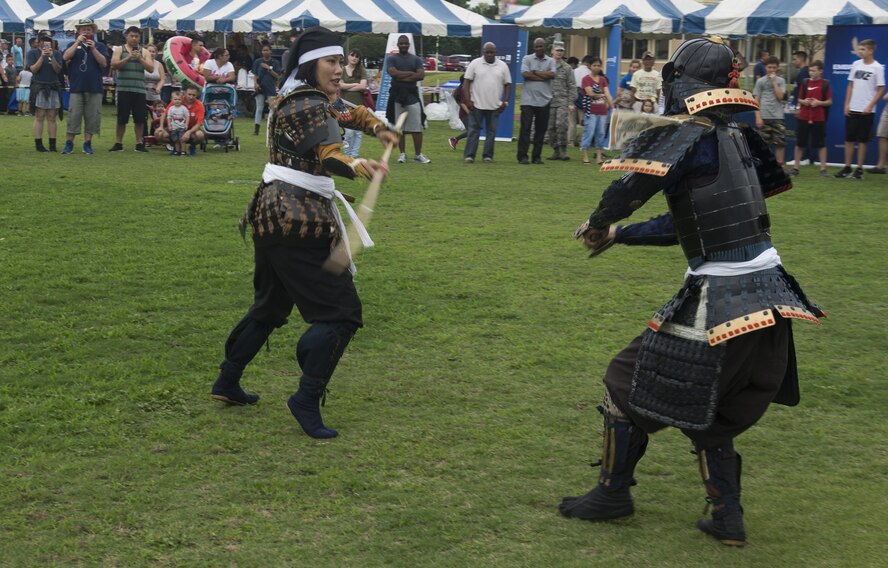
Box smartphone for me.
[83,33,94,42]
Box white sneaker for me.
[397,152,407,163]
[414,153,431,164]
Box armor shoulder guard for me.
[273,87,337,156]
[601,118,715,177]
[739,123,793,197]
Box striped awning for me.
[501,0,705,34]
[159,0,495,37]
[684,0,888,36]
[28,0,192,32]
[1,0,53,32]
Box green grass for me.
[1,107,886,567]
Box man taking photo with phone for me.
[62,18,109,155]
[109,26,154,152]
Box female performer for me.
[211,27,398,440]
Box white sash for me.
[262,163,373,275]
[685,247,781,277]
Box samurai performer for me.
[210,27,398,439]
[559,37,825,545]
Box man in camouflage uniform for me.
[546,41,576,161]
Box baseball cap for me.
[553,41,565,51]
[642,52,655,59]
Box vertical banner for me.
[606,25,622,96]
[482,24,523,140]
[824,24,888,165]
[376,33,417,121]
[604,24,623,148]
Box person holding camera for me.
[25,34,63,152]
[109,26,154,152]
[61,18,109,155]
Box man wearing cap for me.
[546,41,576,161]
[62,18,109,155]
[518,37,556,165]
[629,53,662,112]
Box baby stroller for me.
[201,83,240,152]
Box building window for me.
[586,36,601,58]
[621,38,648,59]
[654,39,669,60]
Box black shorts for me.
[116,91,147,125]
[845,112,875,143]
[796,121,826,149]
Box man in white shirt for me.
[836,39,885,179]
[462,42,512,163]
[629,53,662,112]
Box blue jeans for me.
[254,93,268,125]
[343,129,363,157]
[464,107,499,160]
[581,113,607,150]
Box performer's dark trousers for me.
[222,241,363,383]
[604,317,791,448]
[517,104,550,162]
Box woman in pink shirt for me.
[580,57,612,165]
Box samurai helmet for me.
[662,37,739,116]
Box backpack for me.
[799,78,831,120]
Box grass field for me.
[1,107,886,567]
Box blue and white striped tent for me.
[159,0,494,37]
[28,0,192,32]
[0,0,52,32]
[501,0,705,34]
[684,0,888,37]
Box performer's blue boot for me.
[287,376,338,439]
[285,322,357,439]
[211,317,272,405]
[559,399,648,521]
[696,444,746,546]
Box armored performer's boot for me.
[212,316,274,405]
[286,322,357,439]
[696,443,746,546]
[559,394,649,521]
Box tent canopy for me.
[28,0,191,32]
[159,0,495,37]
[1,0,53,32]
[684,0,888,37]
[501,0,705,34]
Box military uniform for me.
[546,58,576,160]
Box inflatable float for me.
[163,36,210,90]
